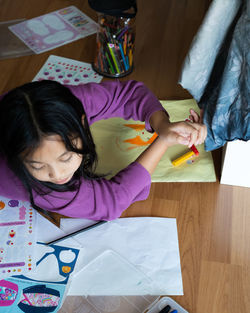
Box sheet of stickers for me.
[9,6,98,54]
[0,197,37,278]
[0,242,80,312]
[33,55,103,84]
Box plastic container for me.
[89,0,137,78]
[0,19,34,60]
[143,297,189,313]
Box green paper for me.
[90,99,216,182]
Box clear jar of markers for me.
[89,0,137,78]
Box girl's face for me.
[24,135,83,184]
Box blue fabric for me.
[179,0,250,151]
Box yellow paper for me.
[90,99,216,182]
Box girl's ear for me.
[81,114,85,126]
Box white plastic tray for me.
[144,296,188,313]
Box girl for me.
[0,80,206,221]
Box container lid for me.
[88,0,137,18]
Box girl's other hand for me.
[150,109,207,148]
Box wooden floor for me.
[1,1,250,312]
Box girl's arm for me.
[135,136,170,175]
[0,154,150,221]
[67,80,166,131]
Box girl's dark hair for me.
[0,80,100,221]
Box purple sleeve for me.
[67,80,166,132]
[33,162,151,220]
[0,158,151,220]
[0,158,29,201]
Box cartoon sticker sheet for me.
[32,55,103,84]
[0,278,66,313]
[0,197,37,279]
[0,243,80,312]
[9,6,98,54]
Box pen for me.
[45,220,107,245]
[159,305,171,313]
[170,310,178,313]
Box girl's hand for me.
[149,109,207,148]
[188,108,204,124]
[137,109,207,175]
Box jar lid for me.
[88,0,137,18]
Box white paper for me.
[59,217,183,295]
[221,140,250,187]
[35,213,64,242]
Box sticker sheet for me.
[0,197,37,279]
[33,55,103,84]
[0,278,66,312]
[9,6,98,54]
[0,243,80,312]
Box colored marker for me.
[117,26,129,40]
[124,33,127,54]
[105,52,115,74]
[172,150,195,167]
[108,43,120,74]
[119,42,129,71]
[159,304,171,313]
[170,310,178,313]
[114,44,123,72]
[128,48,133,66]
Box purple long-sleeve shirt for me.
[0,80,165,220]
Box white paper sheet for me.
[59,217,183,295]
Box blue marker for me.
[118,42,129,71]
[170,310,178,313]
